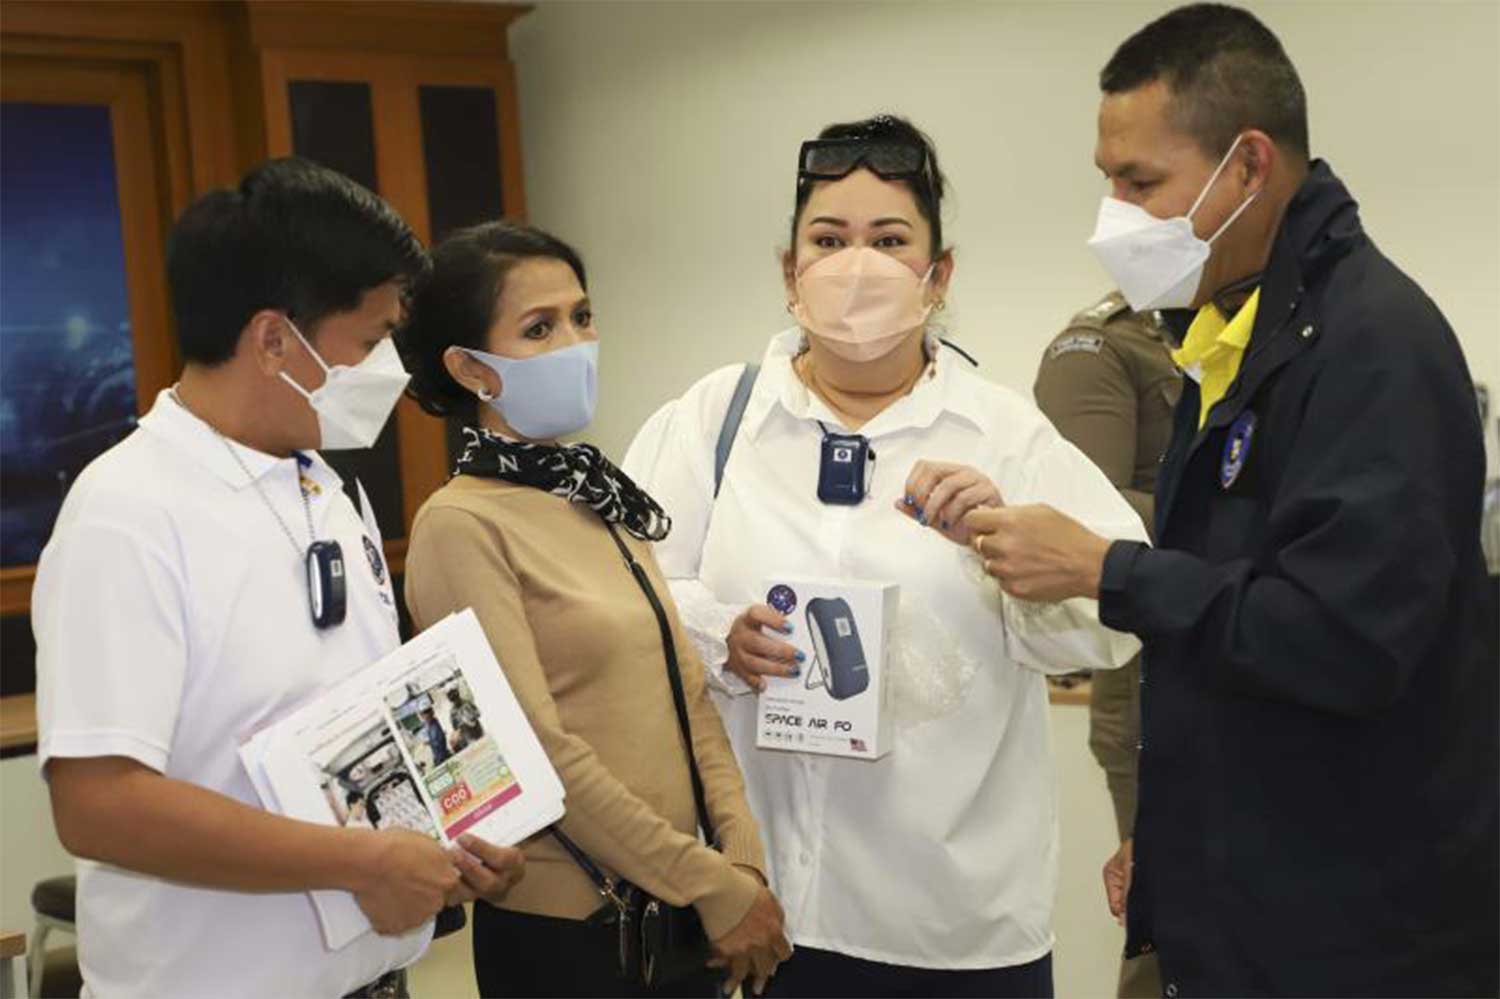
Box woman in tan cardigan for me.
[396,222,790,999]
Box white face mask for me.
[1087,134,1259,312]
[279,319,411,450]
[462,340,598,440]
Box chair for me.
[27,877,77,999]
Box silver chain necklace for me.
[171,387,315,556]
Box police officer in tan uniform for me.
[1033,290,1179,999]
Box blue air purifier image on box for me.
[757,577,898,760]
[804,597,870,701]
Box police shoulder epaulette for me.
[1049,293,1125,359]
[1066,292,1124,328]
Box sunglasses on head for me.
[797,136,932,191]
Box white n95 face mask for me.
[1087,134,1259,312]
[462,340,598,440]
[279,320,411,450]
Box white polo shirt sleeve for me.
[34,483,189,776]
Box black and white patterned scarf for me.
[455,426,671,542]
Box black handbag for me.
[550,518,718,989]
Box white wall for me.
[510,0,1500,465]
[0,755,76,985]
[1049,702,1129,998]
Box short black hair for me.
[166,157,427,366]
[396,221,588,418]
[1100,4,1309,161]
[791,114,949,255]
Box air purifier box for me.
[755,577,899,760]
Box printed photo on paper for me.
[307,705,440,840]
[384,658,524,840]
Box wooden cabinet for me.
[248,4,529,562]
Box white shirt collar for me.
[136,388,342,491]
[747,328,988,441]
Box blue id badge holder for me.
[817,423,875,505]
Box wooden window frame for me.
[0,55,182,614]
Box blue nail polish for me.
[918,514,927,526]
[790,666,802,678]
[905,494,915,506]
[796,650,806,662]
[781,622,794,634]
[941,520,950,530]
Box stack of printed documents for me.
[240,608,564,949]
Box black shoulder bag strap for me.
[601,519,716,845]
[550,518,717,892]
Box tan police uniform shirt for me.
[1034,291,1181,839]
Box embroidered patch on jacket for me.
[363,535,387,585]
[1220,412,1257,489]
[1048,332,1104,360]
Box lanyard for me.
[171,387,346,628]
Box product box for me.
[755,577,900,760]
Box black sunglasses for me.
[797,137,932,190]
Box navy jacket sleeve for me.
[1100,308,1472,719]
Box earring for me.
[477,387,495,402]
[934,299,948,312]
[785,301,796,315]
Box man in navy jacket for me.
[965,5,1498,995]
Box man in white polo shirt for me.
[32,158,523,998]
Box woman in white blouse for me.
[624,115,1147,999]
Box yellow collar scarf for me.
[1172,287,1260,428]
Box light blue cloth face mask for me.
[462,340,599,440]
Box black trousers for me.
[472,901,721,999]
[763,946,1054,999]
